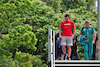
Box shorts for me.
[61,36,73,46]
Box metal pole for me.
[48,26,51,62]
[98,0,100,60]
[50,29,53,67]
[53,31,55,67]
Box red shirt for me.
[60,20,75,36]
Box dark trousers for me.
[71,42,78,60]
[92,44,96,60]
[55,40,62,59]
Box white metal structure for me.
[94,0,98,10]
[48,26,55,67]
[48,24,100,66]
[98,0,100,60]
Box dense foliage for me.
[47,0,94,12]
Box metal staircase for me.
[48,25,100,67]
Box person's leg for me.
[56,57,60,60]
[92,44,96,60]
[55,40,60,60]
[94,44,96,59]
[84,43,89,60]
[62,45,66,54]
[56,47,61,60]
[61,37,67,56]
[59,46,62,60]
[61,46,68,60]
[55,42,58,59]
[89,43,93,60]
[66,37,73,60]
[67,46,71,58]
[71,46,73,60]
[61,53,64,60]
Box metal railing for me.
[48,25,100,67]
[48,26,55,67]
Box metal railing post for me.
[50,29,53,67]
[53,31,55,67]
[48,26,51,62]
[98,0,100,60]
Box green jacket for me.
[79,35,87,47]
[80,25,95,43]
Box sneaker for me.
[66,56,71,60]
[66,56,69,60]
[64,54,66,60]
[69,58,71,60]
[64,54,68,60]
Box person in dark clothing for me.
[89,24,99,60]
[71,35,79,60]
[92,34,99,60]
[56,36,61,60]
[55,33,63,60]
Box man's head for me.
[64,13,70,22]
[85,20,90,28]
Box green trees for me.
[0,0,62,66]
[0,24,39,66]
[0,0,48,66]
[46,0,94,13]
[14,52,46,67]
[1,24,37,51]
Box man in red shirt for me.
[59,13,76,60]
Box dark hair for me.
[90,24,94,27]
[85,20,90,24]
[64,13,70,18]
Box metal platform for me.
[55,60,100,66]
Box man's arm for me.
[73,27,76,35]
[92,33,96,44]
[79,32,82,36]
[72,22,76,38]
[72,27,76,38]
[96,40,99,50]
[93,33,96,41]
[96,34,99,50]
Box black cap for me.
[85,20,90,24]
